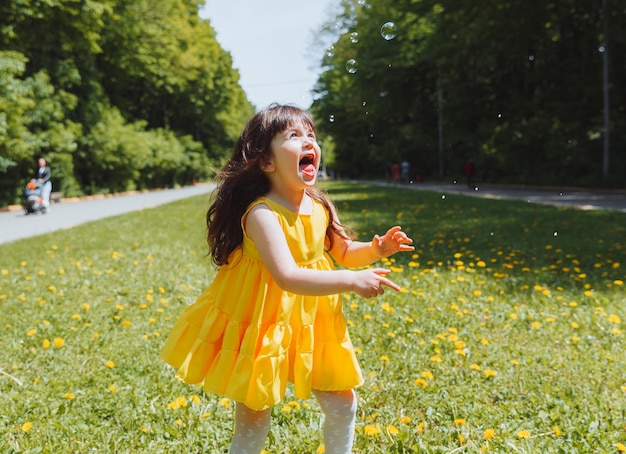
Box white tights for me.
[227,389,357,454]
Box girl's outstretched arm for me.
[329,226,414,268]
[245,203,399,298]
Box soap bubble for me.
[380,22,397,40]
[326,46,336,58]
[329,114,335,123]
[345,59,358,73]
[350,32,359,43]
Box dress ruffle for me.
[161,197,363,411]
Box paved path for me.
[2,181,625,246]
[0,184,215,245]
[401,182,626,212]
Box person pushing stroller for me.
[24,157,52,214]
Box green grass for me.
[1,181,625,453]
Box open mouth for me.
[299,154,317,177]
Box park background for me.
[1,0,625,208]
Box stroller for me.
[23,180,47,214]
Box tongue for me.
[301,163,316,177]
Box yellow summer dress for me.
[160,196,364,411]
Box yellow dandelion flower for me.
[477,260,486,267]
[615,280,624,286]
[422,371,434,380]
[510,313,518,320]
[484,369,497,378]
[219,398,231,408]
[108,385,117,392]
[42,339,51,349]
[517,430,530,439]
[430,355,442,363]
[381,302,394,312]
[53,337,64,347]
[317,444,326,453]
[399,416,411,424]
[387,425,399,435]
[571,322,579,329]
[281,405,292,412]
[288,401,301,409]
[105,360,116,368]
[27,329,37,337]
[453,418,466,426]
[175,397,187,407]
[201,413,212,418]
[553,426,562,437]
[380,355,390,362]
[414,378,428,388]
[416,421,425,433]
[484,428,495,440]
[1,269,8,275]
[167,401,180,410]
[364,424,380,436]
[64,393,75,400]
[470,364,481,370]
[122,320,132,327]
[609,314,621,324]
[531,321,541,329]
[22,422,33,432]
[618,444,626,453]
[174,419,183,426]
[191,395,201,404]
[584,290,593,297]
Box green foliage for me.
[312,0,626,187]
[1,182,625,452]
[0,0,253,206]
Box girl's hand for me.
[351,268,400,298]
[372,226,414,258]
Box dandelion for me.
[470,364,481,371]
[219,398,231,408]
[517,429,530,439]
[380,355,389,362]
[453,418,466,427]
[364,424,380,436]
[618,443,626,452]
[531,321,541,329]
[414,378,428,388]
[608,314,621,324]
[105,360,116,368]
[553,426,562,437]
[398,416,411,424]
[42,339,51,349]
[422,371,434,379]
[484,369,497,378]
[27,329,37,336]
[108,385,117,392]
[53,337,64,347]
[484,428,495,440]
[381,302,394,312]
[317,444,326,453]
[387,425,399,435]
[64,393,75,400]
[430,355,442,363]
[175,419,183,426]
[22,422,33,432]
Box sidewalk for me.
[0,184,215,245]
[398,182,626,213]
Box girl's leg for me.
[228,403,271,454]
[313,389,357,454]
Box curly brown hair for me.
[206,104,350,266]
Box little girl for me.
[161,104,414,453]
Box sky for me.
[199,0,336,110]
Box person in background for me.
[160,104,414,454]
[33,157,52,211]
[464,157,477,190]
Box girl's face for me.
[266,120,321,189]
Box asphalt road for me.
[1,181,625,246]
[0,184,215,245]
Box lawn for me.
[1,181,625,453]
